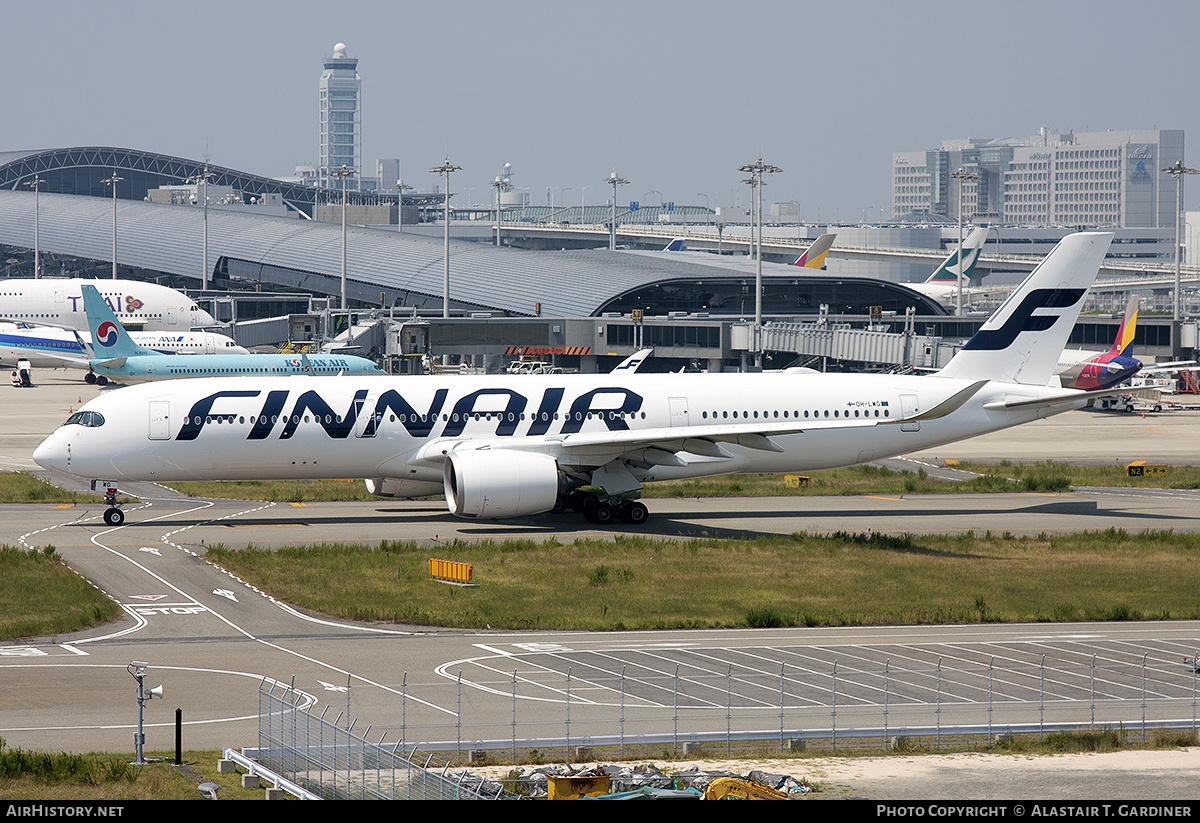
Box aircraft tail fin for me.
[792,233,836,268]
[80,285,155,360]
[663,238,686,252]
[935,232,1114,385]
[925,227,989,284]
[1105,294,1139,359]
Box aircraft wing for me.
[1138,360,1199,374]
[91,357,129,369]
[416,380,988,467]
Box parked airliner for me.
[78,284,384,386]
[0,322,248,380]
[0,278,216,330]
[907,228,1003,306]
[1054,294,1142,391]
[35,232,1117,528]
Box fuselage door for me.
[900,393,920,432]
[669,396,689,428]
[167,309,178,325]
[149,401,170,440]
[354,390,385,438]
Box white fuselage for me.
[32,371,1073,488]
[0,279,216,330]
[0,324,247,370]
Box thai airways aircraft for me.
[907,228,1001,306]
[78,284,384,386]
[1054,295,1142,391]
[0,322,248,380]
[35,232,1117,528]
[0,278,216,331]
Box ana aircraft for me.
[907,228,1004,307]
[0,278,216,331]
[0,322,248,380]
[78,284,384,385]
[1054,294,1142,391]
[35,232,1117,528]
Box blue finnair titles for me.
[35,233,1117,528]
[78,284,384,385]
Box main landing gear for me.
[91,480,125,526]
[559,491,649,526]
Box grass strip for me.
[205,528,1200,632]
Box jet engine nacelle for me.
[443,449,561,519]
[364,478,443,499]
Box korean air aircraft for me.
[78,284,384,386]
[1054,294,1142,391]
[0,278,216,331]
[35,233,1117,528]
[0,322,248,381]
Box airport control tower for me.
[319,42,361,190]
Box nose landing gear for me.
[91,480,125,526]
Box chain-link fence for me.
[254,680,507,800]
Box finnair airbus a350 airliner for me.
[34,232,1117,528]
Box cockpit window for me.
[65,411,105,427]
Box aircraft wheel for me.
[620,501,649,525]
[103,507,125,527]
[570,491,598,513]
[96,376,108,387]
[551,496,567,514]
[84,373,96,384]
[585,501,615,526]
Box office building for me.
[892,129,1184,229]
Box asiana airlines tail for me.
[36,233,1118,528]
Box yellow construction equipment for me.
[703,776,790,800]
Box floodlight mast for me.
[1162,160,1199,330]
[607,172,628,251]
[22,176,45,279]
[737,158,782,368]
[430,159,462,318]
[330,164,357,315]
[948,167,980,317]
[102,172,123,279]
[186,166,217,290]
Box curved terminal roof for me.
[0,146,947,318]
[0,189,947,318]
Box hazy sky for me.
[6,0,1199,218]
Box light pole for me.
[607,172,628,251]
[186,166,216,290]
[127,661,162,766]
[738,158,782,368]
[330,164,357,315]
[492,174,511,246]
[430,158,462,318]
[948,167,979,316]
[395,179,412,235]
[23,176,45,279]
[1162,160,1198,326]
[579,186,588,223]
[102,172,123,279]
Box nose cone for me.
[33,432,61,471]
[192,308,217,327]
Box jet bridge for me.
[735,307,959,371]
